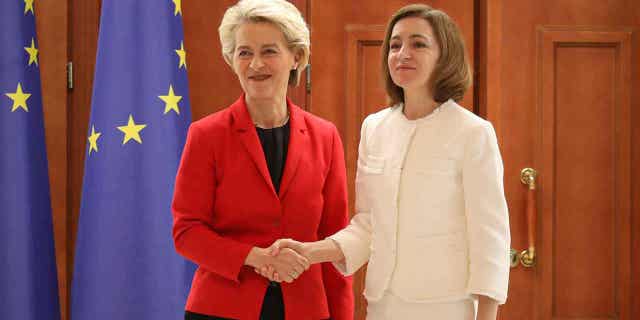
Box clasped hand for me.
[254,239,309,283]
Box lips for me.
[396,66,416,71]
[249,74,272,81]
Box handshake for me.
[245,238,344,283]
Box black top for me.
[255,121,290,194]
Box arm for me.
[274,119,373,273]
[316,126,354,320]
[462,123,511,306]
[326,116,373,275]
[172,123,254,282]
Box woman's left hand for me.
[255,247,309,283]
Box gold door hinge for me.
[67,61,73,89]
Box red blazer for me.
[172,96,354,320]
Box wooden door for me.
[309,1,474,318]
[480,1,640,319]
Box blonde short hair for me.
[219,0,310,86]
[382,4,472,105]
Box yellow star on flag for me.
[158,85,182,115]
[25,38,39,66]
[5,83,31,112]
[117,115,147,145]
[175,41,187,69]
[24,0,35,15]
[172,0,182,16]
[88,125,102,154]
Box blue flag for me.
[72,1,195,319]
[0,1,61,319]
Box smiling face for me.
[232,22,299,102]
[387,17,441,95]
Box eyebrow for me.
[236,43,279,51]
[390,34,430,41]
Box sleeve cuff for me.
[328,231,369,276]
[222,242,254,283]
[466,269,509,305]
[468,288,507,305]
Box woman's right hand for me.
[247,246,309,283]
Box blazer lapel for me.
[278,99,307,199]
[230,96,276,197]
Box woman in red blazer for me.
[171,1,353,319]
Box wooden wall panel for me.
[183,0,242,121]
[630,5,640,318]
[554,45,616,317]
[35,1,69,319]
[538,28,632,320]
[68,3,101,320]
[344,25,386,210]
[344,26,386,317]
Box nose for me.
[250,55,265,70]
[398,45,411,61]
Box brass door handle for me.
[519,168,537,267]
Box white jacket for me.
[330,100,510,304]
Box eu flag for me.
[72,1,195,319]
[0,1,61,319]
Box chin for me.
[246,90,275,100]
[392,80,414,89]
[393,77,426,91]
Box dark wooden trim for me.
[475,0,502,135]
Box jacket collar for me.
[230,95,307,199]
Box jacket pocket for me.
[391,232,470,300]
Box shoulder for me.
[298,108,339,136]
[439,100,496,140]
[189,106,233,135]
[443,100,491,129]
[362,105,396,132]
[439,102,500,157]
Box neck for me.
[402,88,439,120]
[246,95,289,128]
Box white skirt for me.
[366,292,477,320]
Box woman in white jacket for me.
[260,4,510,319]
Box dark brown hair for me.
[381,4,472,105]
